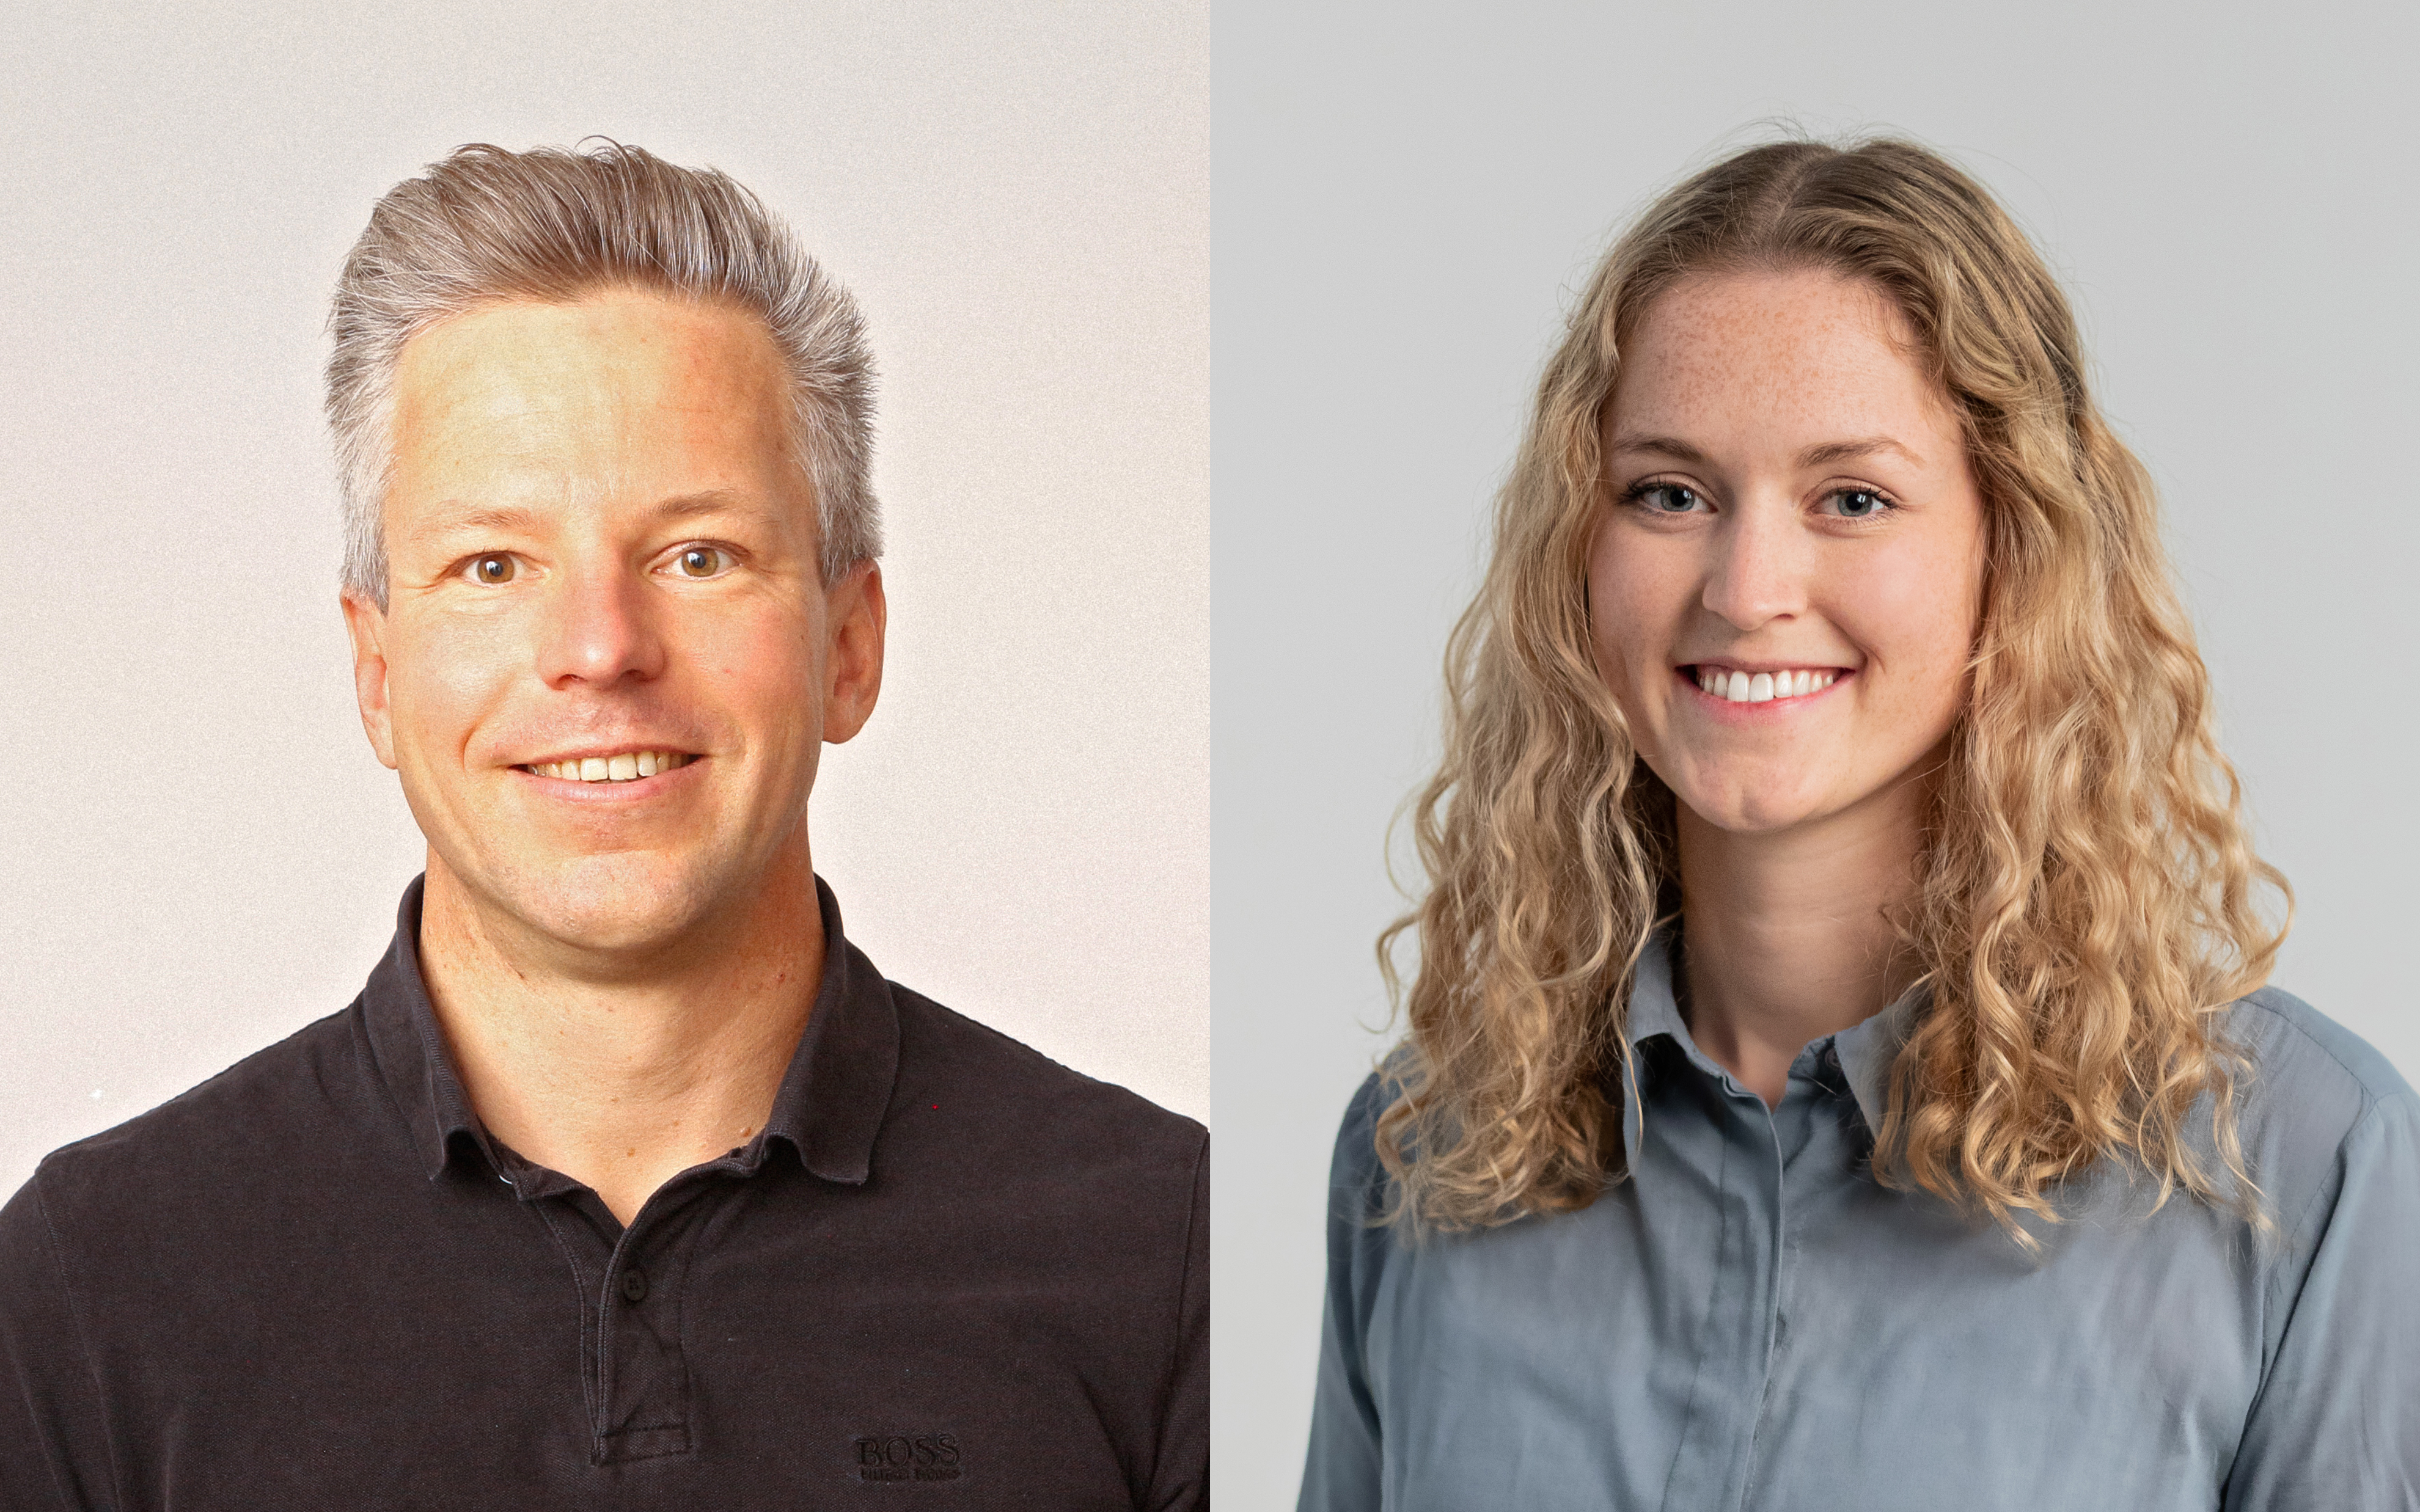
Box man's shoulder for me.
[29,1003,376,1213]
[882,979,1205,1172]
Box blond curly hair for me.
[1377,137,2288,1240]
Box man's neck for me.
[1674,778,1929,1108]
[416,846,826,1225]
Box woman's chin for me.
[1664,766,1837,838]
[1679,797,1825,838]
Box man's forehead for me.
[384,293,807,530]
[392,294,788,444]
[398,290,785,376]
[405,489,795,542]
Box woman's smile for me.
[1681,663,1849,705]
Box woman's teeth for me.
[528,751,694,782]
[1695,668,1838,704]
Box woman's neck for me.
[1674,778,1930,1107]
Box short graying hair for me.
[327,141,878,607]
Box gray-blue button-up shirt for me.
[1300,937,2420,1510]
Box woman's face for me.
[1588,268,1987,838]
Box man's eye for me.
[673,546,733,579]
[464,554,518,584]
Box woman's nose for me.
[1699,502,1808,632]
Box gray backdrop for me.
[1211,1,2419,1503]
[0,2,1209,1199]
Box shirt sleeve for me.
[1297,1074,1391,1512]
[2223,1086,2420,1510]
[1143,1131,1209,1512]
[0,1171,112,1511]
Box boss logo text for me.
[856,1433,963,1483]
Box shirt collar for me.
[361,874,899,1188]
[1624,924,1924,1130]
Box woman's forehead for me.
[1605,269,1955,465]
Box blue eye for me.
[1827,488,1890,518]
[1628,482,1706,514]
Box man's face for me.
[342,290,882,960]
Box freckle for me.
[626,1148,636,1158]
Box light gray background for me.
[0,1,1209,1200]
[1212,2,2419,1503]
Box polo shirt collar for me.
[753,880,898,1185]
[1624,924,1924,1131]
[361,874,899,1188]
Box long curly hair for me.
[1376,137,2289,1239]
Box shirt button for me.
[620,1268,649,1304]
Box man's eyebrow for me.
[648,490,772,524]
[418,503,541,537]
[415,491,773,537]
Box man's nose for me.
[1699,500,1809,633]
[535,563,667,689]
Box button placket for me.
[1740,1083,1820,1511]
[592,1186,706,1463]
[1659,1079,1788,1512]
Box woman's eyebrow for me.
[1605,433,1710,464]
[1798,436,1923,469]
[1607,434,1926,470]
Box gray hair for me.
[326,141,879,607]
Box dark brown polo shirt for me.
[0,878,1207,1510]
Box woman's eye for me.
[1825,488,1890,519]
[464,554,517,585]
[1634,483,1705,514]
[673,546,732,579]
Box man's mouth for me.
[1684,665,1845,705]
[520,750,698,783]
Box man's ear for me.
[822,560,886,745]
[340,591,401,771]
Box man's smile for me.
[516,749,700,784]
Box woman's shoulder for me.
[2228,985,2414,1120]
[1327,1069,1396,1188]
[2223,985,2418,1223]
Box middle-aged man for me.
[0,143,1206,1509]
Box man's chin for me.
[438,852,741,964]
[521,899,712,960]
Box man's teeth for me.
[528,751,694,782]
[1694,668,1839,704]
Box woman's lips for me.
[1679,665,1853,707]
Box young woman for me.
[1300,139,2418,1511]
